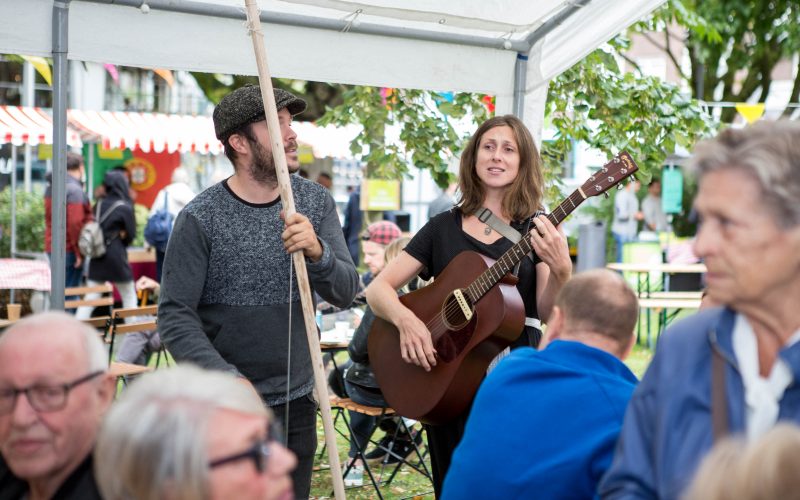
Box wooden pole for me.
[242,2,346,498]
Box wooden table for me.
[607,262,707,347]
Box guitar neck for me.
[465,189,587,303]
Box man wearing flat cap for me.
[158,84,358,499]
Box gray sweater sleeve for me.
[305,192,359,308]
[157,211,240,374]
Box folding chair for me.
[327,396,432,499]
[105,305,158,365]
[65,283,114,327]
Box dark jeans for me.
[64,251,84,288]
[270,393,318,500]
[425,409,470,499]
[329,361,394,459]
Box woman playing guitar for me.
[365,115,573,496]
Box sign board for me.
[360,178,400,211]
[662,166,683,214]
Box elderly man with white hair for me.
[0,312,115,500]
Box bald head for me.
[0,312,113,498]
[548,270,638,358]
[0,312,107,373]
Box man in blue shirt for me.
[442,269,639,499]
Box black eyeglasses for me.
[209,421,283,473]
[0,371,105,415]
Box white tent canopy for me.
[4,0,663,132]
[0,0,665,307]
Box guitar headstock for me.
[580,151,640,198]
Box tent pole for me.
[50,0,71,311]
[9,145,17,304]
[243,1,346,497]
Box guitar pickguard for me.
[433,315,477,363]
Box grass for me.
[310,413,434,499]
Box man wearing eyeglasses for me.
[0,312,115,500]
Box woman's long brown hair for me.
[458,115,544,221]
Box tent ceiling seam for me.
[78,0,534,52]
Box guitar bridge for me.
[453,289,473,321]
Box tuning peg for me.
[604,192,610,199]
[616,184,624,190]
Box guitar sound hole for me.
[442,293,472,330]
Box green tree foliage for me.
[543,42,716,189]
[633,0,800,122]
[317,87,490,187]
[0,189,45,257]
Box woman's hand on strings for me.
[396,310,437,371]
[529,215,572,282]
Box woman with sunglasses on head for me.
[94,365,296,500]
[366,115,572,497]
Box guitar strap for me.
[711,332,729,442]
[474,207,536,269]
[474,207,541,335]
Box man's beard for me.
[248,138,299,187]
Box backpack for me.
[78,199,126,259]
[144,191,174,252]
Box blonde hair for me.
[384,236,411,264]
[685,424,800,500]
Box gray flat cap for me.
[213,84,307,141]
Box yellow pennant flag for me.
[153,68,174,87]
[21,55,52,86]
[735,103,765,124]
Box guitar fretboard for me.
[464,189,586,303]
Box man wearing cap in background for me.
[360,220,402,287]
[157,84,358,499]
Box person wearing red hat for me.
[360,221,402,287]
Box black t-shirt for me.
[405,208,541,348]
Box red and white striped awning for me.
[0,106,83,148]
[68,109,223,155]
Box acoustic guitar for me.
[368,151,639,424]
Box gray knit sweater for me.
[158,176,358,405]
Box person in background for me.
[360,220,402,288]
[641,179,668,234]
[94,365,296,500]
[600,120,800,499]
[427,182,457,220]
[76,169,139,321]
[158,84,358,499]
[611,179,642,262]
[328,236,416,487]
[148,166,195,281]
[0,312,115,500]
[367,115,572,497]
[316,172,333,191]
[44,152,93,290]
[685,423,800,500]
[114,275,162,367]
[342,187,362,266]
[442,269,638,499]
